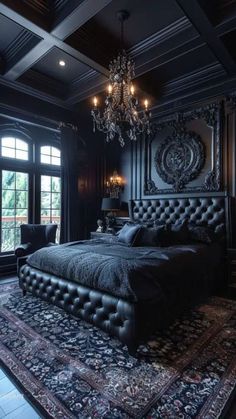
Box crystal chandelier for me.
[91,10,151,147]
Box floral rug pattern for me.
[0,282,236,418]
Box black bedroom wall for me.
[101,95,236,247]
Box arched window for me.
[1,137,29,160]
[0,135,30,252]
[40,145,60,166]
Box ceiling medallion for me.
[91,10,151,147]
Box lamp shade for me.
[101,198,120,211]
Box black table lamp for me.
[101,198,120,211]
[101,198,120,233]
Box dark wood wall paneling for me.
[107,95,236,246]
[1,91,236,262]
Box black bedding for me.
[27,238,222,302]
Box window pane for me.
[1,171,29,252]
[41,218,48,225]
[41,146,51,155]
[40,175,61,243]
[41,154,51,164]
[2,209,15,230]
[16,209,27,226]
[40,145,60,166]
[41,176,51,192]
[2,171,15,189]
[2,137,15,147]
[41,209,50,224]
[51,193,60,209]
[52,210,60,224]
[51,156,60,166]
[16,172,28,190]
[52,177,60,192]
[1,137,28,160]
[2,208,15,217]
[16,139,28,151]
[16,191,27,209]
[2,147,15,158]
[16,150,28,160]
[1,228,15,252]
[52,147,60,157]
[2,190,15,209]
[15,228,21,246]
[41,192,51,209]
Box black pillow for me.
[135,225,167,247]
[167,220,189,244]
[117,223,142,246]
[188,224,214,244]
[214,223,225,240]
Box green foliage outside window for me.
[41,175,61,242]
[1,170,28,252]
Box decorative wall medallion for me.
[154,130,205,191]
[143,102,222,195]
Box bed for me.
[18,197,227,355]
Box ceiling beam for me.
[0,1,110,80]
[216,14,236,36]
[52,0,113,39]
[176,0,236,75]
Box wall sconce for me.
[106,170,124,198]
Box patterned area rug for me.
[0,282,236,418]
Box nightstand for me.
[90,232,114,239]
[227,249,236,298]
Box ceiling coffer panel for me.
[0,0,235,110]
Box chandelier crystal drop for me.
[91,11,151,147]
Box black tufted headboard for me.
[129,197,226,232]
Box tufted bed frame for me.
[19,197,227,355]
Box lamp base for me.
[105,212,116,234]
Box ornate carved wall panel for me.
[144,102,223,195]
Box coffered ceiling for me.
[1,0,236,118]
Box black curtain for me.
[60,125,81,243]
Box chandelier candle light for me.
[91,10,151,147]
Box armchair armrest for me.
[15,242,32,257]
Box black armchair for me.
[15,224,58,274]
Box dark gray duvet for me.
[27,238,221,302]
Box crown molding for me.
[71,69,97,89]
[19,68,67,98]
[150,74,236,119]
[129,17,193,58]
[164,63,226,97]
[66,73,107,105]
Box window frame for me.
[0,130,61,255]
